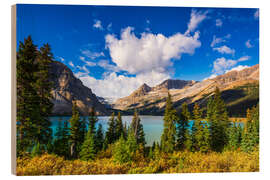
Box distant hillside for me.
[49,61,109,116]
[112,64,259,117]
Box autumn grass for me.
[16,149,259,175]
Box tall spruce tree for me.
[241,105,259,152]
[16,36,41,153]
[79,128,96,161]
[197,122,210,153]
[96,123,104,151]
[53,119,70,158]
[228,123,242,150]
[69,103,81,158]
[207,87,230,152]
[104,112,117,147]
[193,103,203,151]
[130,110,146,145]
[35,43,54,146]
[176,102,190,150]
[116,112,124,139]
[161,93,178,153]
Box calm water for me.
[49,116,243,146]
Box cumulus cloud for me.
[68,61,74,68]
[216,19,223,27]
[76,71,169,99]
[210,34,231,47]
[79,56,96,67]
[185,10,208,35]
[93,19,103,30]
[238,55,251,62]
[213,45,235,55]
[105,26,201,74]
[213,56,251,74]
[57,56,65,62]
[97,60,120,72]
[245,40,253,48]
[81,49,105,59]
[225,65,250,73]
[185,9,208,35]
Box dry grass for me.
[16,149,259,175]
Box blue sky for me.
[17,4,259,99]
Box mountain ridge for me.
[112,64,259,116]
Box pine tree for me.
[96,123,104,151]
[16,36,41,153]
[185,122,196,152]
[207,87,230,152]
[79,128,96,161]
[176,102,190,150]
[161,93,178,153]
[104,112,117,148]
[228,123,242,150]
[115,112,124,140]
[53,119,70,158]
[241,105,259,152]
[197,122,210,153]
[69,103,81,158]
[35,43,54,146]
[193,103,203,151]
[113,135,130,164]
[130,110,146,145]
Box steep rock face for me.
[112,64,259,114]
[49,61,108,115]
[212,64,259,85]
[152,79,196,91]
[130,83,152,98]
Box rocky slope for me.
[112,64,259,116]
[49,61,108,115]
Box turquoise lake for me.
[49,116,243,146]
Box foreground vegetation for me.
[16,36,259,175]
[17,149,259,175]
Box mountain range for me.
[112,64,259,116]
[49,60,259,117]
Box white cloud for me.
[76,71,169,99]
[68,61,74,68]
[203,74,217,81]
[105,27,201,74]
[79,56,96,66]
[238,55,251,62]
[76,23,203,99]
[245,40,253,48]
[254,9,259,19]
[213,45,235,55]
[97,60,120,72]
[185,9,208,35]
[57,56,65,62]
[210,34,231,47]
[216,19,223,27]
[93,19,103,30]
[225,65,250,73]
[81,50,105,59]
[107,23,112,31]
[213,56,251,74]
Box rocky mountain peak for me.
[130,83,152,97]
[49,61,109,115]
[153,79,197,91]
